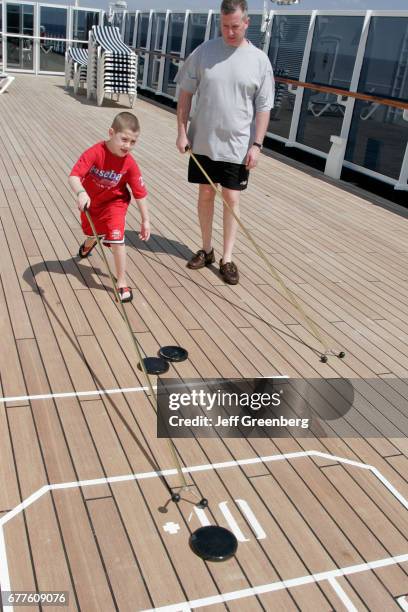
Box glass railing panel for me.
[358,16,408,102]
[39,6,67,40]
[135,12,150,85]
[6,3,34,35]
[268,14,311,139]
[298,87,347,153]
[247,13,263,48]
[150,11,165,51]
[185,12,207,56]
[136,12,149,49]
[39,37,65,72]
[72,9,100,42]
[6,36,33,69]
[345,16,408,179]
[346,103,407,180]
[146,11,166,90]
[146,54,160,90]
[296,15,364,153]
[162,12,184,97]
[111,12,125,32]
[124,12,135,46]
[167,12,184,54]
[209,13,220,39]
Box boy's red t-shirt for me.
[70,141,148,207]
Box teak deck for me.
[0,74,408,611]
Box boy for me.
[69,112,150,303]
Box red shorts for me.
[81,201,128,244]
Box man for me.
[176,0,274,285]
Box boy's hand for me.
[139,219,151,241]
[77,191,91,212]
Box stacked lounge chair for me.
[65,47,88,95]
[87,25,137,108]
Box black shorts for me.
[188,154,249,191]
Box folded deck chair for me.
[0,73,15,95]
[88,25,137,108]
[65,47,88,93]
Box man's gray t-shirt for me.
[175,36,274,165]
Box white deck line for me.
[0,526,12,612]
[398,595,408,611]
[0,385,154,404]
[1,451,407,612]
[0,377,289,404]
[141,554,408,612]
[0,451,387,528]
[327,576,358,612]
[0,450,376,527]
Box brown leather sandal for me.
[78,240,97,258]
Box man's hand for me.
[139,219,151,241]
[245,145,261,170]
[176,134,191,154]
[77,191,91,212]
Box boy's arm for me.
[68,175,91,211]
[69,145,98,211]
[127,162,149,240]
[135,197,150,241]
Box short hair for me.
[220,0,248,17]
[111,112,140,133]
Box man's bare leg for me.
[221,187,240,263]
[198,183,216,253]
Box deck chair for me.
[360,102,380,121]
[270,67,288,121]
[360,90,381,121]
[40,43,53,55]
[65,47,88,94]
[0,73,15,94]
[87,25,137,108]
[308,92,346,118]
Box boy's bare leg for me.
[221,187,240,263]
[198,184,216,253]
[84,237,97,249]
[111,243,127,288]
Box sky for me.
[72,0,408,10]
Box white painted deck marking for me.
[0,385,154,404]
[398,595,408,611]
[0,526,12,612]
[0,376,289,405]
[328,576,358,612]
[236,499,267,540]
[2,451,376,528]
[218,502,249,542]
[193,507,211,527]
[1,450,407,612]
[141,554,408,612]
[163,522,181,535]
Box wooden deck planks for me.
[0,74,407,610]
